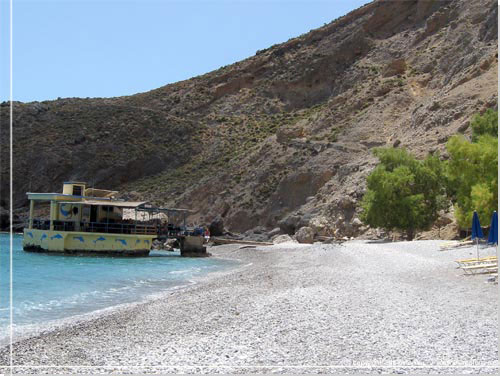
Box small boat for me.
[23,182,158,256]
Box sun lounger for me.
[456,255,497,262]
[440,237,472,250]
[455,256,497,268]
[460,262,498,275]
[454,255,498,275]
[484,266,498,273]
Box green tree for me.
[360,148,447,240]
[445,111,498,227]
[470,108,497,141]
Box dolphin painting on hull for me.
[93,236,106,244]
[115,239,127,246]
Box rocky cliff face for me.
[1,0,497,237]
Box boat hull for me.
[23,228,155,257]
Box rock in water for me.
[295,226,315,244]
[152,239,162,250]
[164,238,179,251]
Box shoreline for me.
[0,244,246,347]
[0,240,498,374]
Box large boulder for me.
[243,228,270,242]
[251,226,267,234]
[295,226,315,244]
[351,217,363,227]
[309,216,334,237]
[268,227,281,238]
[278,214,300,235]
[272,234,297,244]
[208,215,224,236]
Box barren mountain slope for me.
[1,0,497,237]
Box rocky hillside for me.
[1,0,497,238]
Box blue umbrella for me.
[471,211,483,259]
[472,211,483,239]
[488,211,498,245]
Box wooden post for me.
[28,200,34,229]
[75,204,82,232]
[49,201,56,231]
[134,209,137,234]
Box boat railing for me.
[32,219,50,230]
[32,220,157,235]
[54,221,76,232]
[83,222,158,235]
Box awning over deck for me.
[136,206,193,213]
[84,188,118,198]
[60,200,148,208]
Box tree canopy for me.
[360,148,447,239]
[360,110,498,237]
[445,110,498,227]
[470,108,497,141]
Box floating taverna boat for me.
[23,181,207,256]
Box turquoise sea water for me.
[0,233,236,343]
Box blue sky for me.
[1,0,369,103]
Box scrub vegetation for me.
[361,110,498,236]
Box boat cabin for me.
[23,182,207,257]
[24,182,158,255]
[27,182,157,235]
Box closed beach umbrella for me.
[487,211,498,245]
[471,211,483,259]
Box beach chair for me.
[460,263,497,275]
[458,257,498,275]
[455,256,497,268]
[439,237,472,251]
[461,263,498,275]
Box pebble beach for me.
[0,240,498,374]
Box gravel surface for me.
[0,240,498,374]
